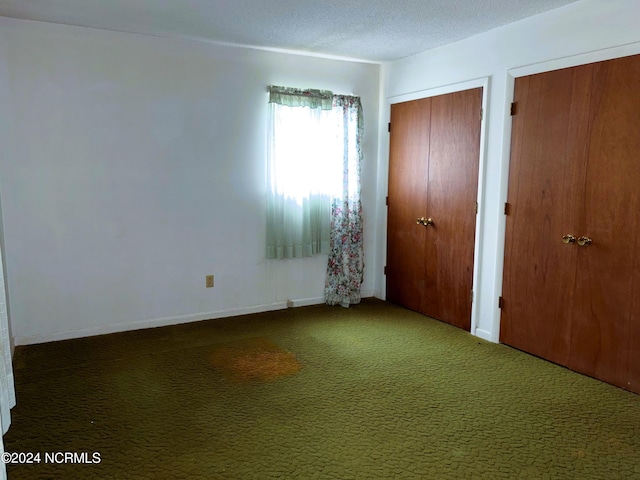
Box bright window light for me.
[269,103,343,205]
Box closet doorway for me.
[501,54,640,394]
[386,87,482,331]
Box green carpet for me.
[5,299,640,479]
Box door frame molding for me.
[494,42,640,342]
[383,76,490,337]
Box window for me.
[266,86,337,259]
[266,85,364,306]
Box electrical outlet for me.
[205,275,214,288]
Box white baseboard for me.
[15,302,290,346]
[15,293,378,346]
[286,296,325,308]
[361,289,375,299]
[474,328,496,343]
[288,290,376,308]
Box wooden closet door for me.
[500,65,592,365]
[423,88,482,330]
[386,89,482,331]
[569,54,640,392]
[386,98,431,313]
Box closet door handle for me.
[424,217,434,227]
[417,217,425,225]
[562,234,576,244]
[577,236,592,247]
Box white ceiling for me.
[0,0,580,62]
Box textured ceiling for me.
[0,0,580,62]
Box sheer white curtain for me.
[266,87,343,259]
[0,251,15,480]
[0,258,14,435]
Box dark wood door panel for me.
[502,53,640,394]
[500,65,592,365]
[386,99,431,312]
[423,88,482,330]
[569,54,640,391]
[386,89,482,332]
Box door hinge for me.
[504,202,511,215]
[388,122,391,133]
[475,202,478,214]
[386,196,389,206]
[384,266,387,275]
[498,296,504,309]
[510,102,517,116]
[470,290,474,303]
[480,108,483,121]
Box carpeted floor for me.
[5,299,640,479]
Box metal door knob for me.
[577,236,592,246]
[416,217,434,226]
[562,234,576,244]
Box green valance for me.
[268,85,334,110]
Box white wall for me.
[378,0,640,341]
[0,18,380,344]
[0,31,16,479]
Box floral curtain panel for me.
[324,95,364,307]
[268,86,333,110]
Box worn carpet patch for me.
[209,337,301,382]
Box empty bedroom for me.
[0,0,638,478]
